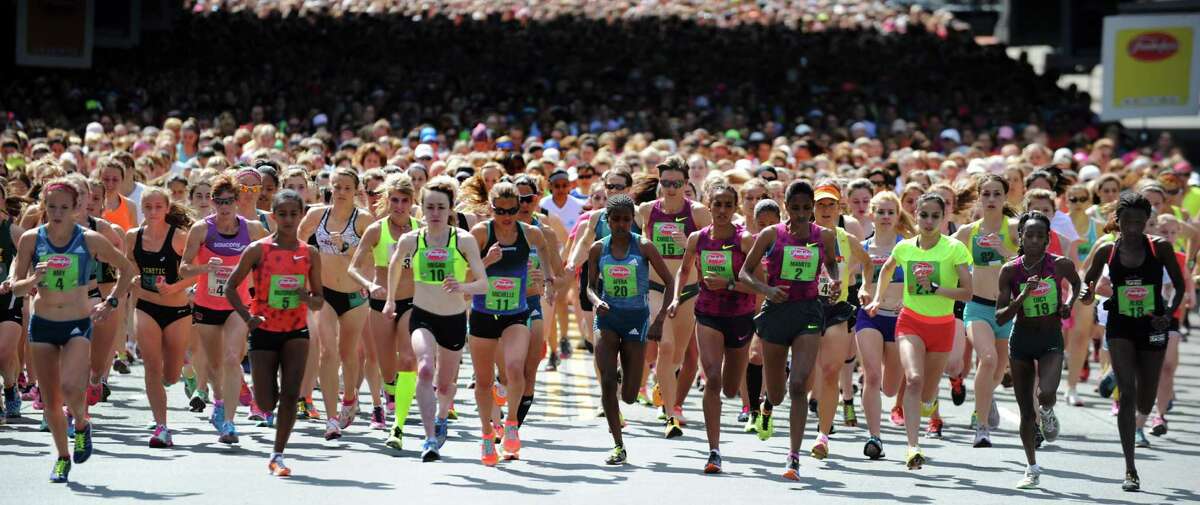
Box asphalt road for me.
[2,324,1198,504]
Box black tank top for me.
[484,221,531,274]
[87,217,118,284]
[1105,235,1165,326]
[134,225,182,293]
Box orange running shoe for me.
[502,421,521,460]
[268,455,291,477]
[481,438,499,467]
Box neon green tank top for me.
[412,228,468,284]
[968,220,1017,267]
[833,227,852,302]
[373,216,420,267]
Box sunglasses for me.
[605,183,627,191]
[1167,188,1183,196]
[518,194,537,204]
[870,179,887,186]
[660,180,684,189]
[212,196,236,206]
[492,206,519,216]
[239,185,262,193]
[578,172,595,179]
[366,190,383,197]
[1068,197,1090,203]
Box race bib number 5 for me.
[268,274,305,309]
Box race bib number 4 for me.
[268,274,305,309]
[1116,282,1155,318]
[42,254,79,292]
[603,263,638,298]
[1021,280,1058,318]
[781,245,818,282]
[208,266,233,297]
[484,276,521,312]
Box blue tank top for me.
[472,221,530,315]
[864,235,904,283]
[35,224,94,293]
[594,209,641,241]
[596,233,650,311]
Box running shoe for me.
[248,403,266,422]
[112,358,131,375]
[4,394,20,419]
[324,418,342,441]
[704,450,722,474]
[66,410,75,438]
[863,436,884,460]
[842,401,858,427]
[257,413,276,428]
[950,376,966,406]
[421,438,440,462]
[905,447,925,470]
[183,374,196,399]
[386,424,404,450]
[811,433,830,460]
[926,417,944,439]
[559,338,572,359]
[673,406,687,426]
[73,422,93,463]
[1111,401,1120,416]
[782,452,801,480]
[737,405,750,423]
[973,428,992,448]
[502,421,521,459]
[756,411,774,441]
[218,421,239,444]
[1122,471,1140,491]
[86,383,101,406]
[1135,428,1150,448]
[744,411,759,433]
[1151,415,1168,436]
[544,354,559,371]
[149,425,173,448]
[605,445,627,465]
[189,389,208,413]
[338,402,359,430]
[304,398,320,420]
[988,398,1000,430]
[386,393,396,414]
[664,416,683,439]
[1001,371,1013,388]
[370,405,386,430]
[651,383,663,407]
[921,399,939,418]
[49,458,71,483]
[480,438,499,466]
[0,405,5,425]
[638,387,653,407]
[1099,370,1117,398]
[435,417,449,448]
[100,381,112,402]
[1040,406,1060,442]
[21,384,35,402]
[210,402,226,430]
[808,397,818,414]
[269,455,292,477]
[1016,465,1041,489]
[238,381,252,407]
[30,385,43,410]
[447,405,458,420]
[493,422,504,445]
[493,383,508,407]
[1080,360,1091,383]
[1034,427,1045,448]
[1065,389,1084,407]
[890,405,904,427]
[40,418,49,432]
[296,399,309,420]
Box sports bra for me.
[309,207,362,255]
[134,226,183,293]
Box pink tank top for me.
[765,222,825,302]
[695,224,756,316]
[194,216,253,310]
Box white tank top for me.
[540,195,586,232]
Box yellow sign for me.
[1102,15,1200,120]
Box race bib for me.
[484,276,521,312]
[653,222,683,257]
[1116,281,1155,318]
[781,245,818,282]
[417,247,451,283]
[906,260,939,295]
[972,234,1003,266]
[870,255,888,282]
[42,254,79,292]
[268,274,304,309]
[208,265,233,297]
[701,250,733,280]
[603,263,637,298]
[1021,279,1058,318]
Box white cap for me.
[965,158,987,176]
[1052,148,1073,165]
[1078,164,1101,182]
[794,124,812,136]
[542,147,561,163]
[734,159,755,173]
[59,152,77,165]
[891,119,908,133]
[85,122,103,135]
[940,129,961,144]
[414,143,434,160]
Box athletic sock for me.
[3,386,15,402]
[383,380,396,397]
[746,363,763,412]
[762,399,773,416]
[392,371,417,429]
[517,395,535,427]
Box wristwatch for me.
[929,282,940,294]
[726,278,736,291]
[105,296,119,308]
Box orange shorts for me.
[895,309,955,353]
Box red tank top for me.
[250,240,311,332]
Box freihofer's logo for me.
[1128,32,1179,62]
[47,255,71,269]
[426,248,448,261]
[493,278,515,291]
[912,262,934,278]
[277,276,301,290]
[703,251,727,265]
[609,265,631,279]
[1125,285,1149,301]
[1031,280,1051,297]
[791,247,812,261]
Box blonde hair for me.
[1023,188,1057,213]
[374,173,415,215]
[421,175,459,207]
[870,191,915,237]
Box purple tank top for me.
[695,224,756,316]
[766,222,825,302]
[204,215,252,257]
[647,199,697,259]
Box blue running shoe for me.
[421,438,440,462]
[435,417,449,448]
[66,413,75,438]
[4,395,19,419]
[73,423,93,464]
[219,421,239,444]
[210,402,226,431]
[49,458,70,483]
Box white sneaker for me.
[988,398,1000,430]
[324,418,342,441]
[1016,465,1041,489]
[1065,389,1083,407]
[1040,406,1060,442]
[973,428,992,448]
[338,403,359,430]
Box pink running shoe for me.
[239,381,253,407]
[31,386,43,410]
